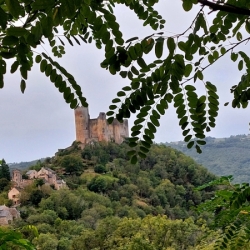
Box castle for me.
[74,106,129,145]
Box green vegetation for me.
[1,142,220,249]
[0,226,35,250]
[0,159,11,193]
[167,135,250,183]
[197,176,250,249]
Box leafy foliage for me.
[0,227,35,250]
[1,0,250,161]
[0,159,10,181]
[197,176,250,249]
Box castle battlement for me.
[74,107,129,145]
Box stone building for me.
[9,167,67,205]
[8,187,21,205]
[74,106,129,145]
[0,205,20,225]
[12,169,33,189]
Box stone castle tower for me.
[12,169,22,184]
[74,106,129,145]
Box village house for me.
[8,167,67,204]
[0,205,20,225]
[8,187,21,205]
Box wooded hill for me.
[2,142,218,249]
[166,134,250,183]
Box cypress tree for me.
[0,159,11,181]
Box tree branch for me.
[197,0,250,16]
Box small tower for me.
[12,169,22,186]
[74,106,90,144]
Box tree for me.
[0,159,10,181]
[197,176,250,249]
[61,155,84,175]
[94,164,107,174]
[33,233,58,250]
[29,189,43,206]
[0,227,35,250]
[1,0,250,160]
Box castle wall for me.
[74,107,90,143]
[89,119,98,140]
[75,106,129,145]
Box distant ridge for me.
[8,158,45,171]
[166,134,250,183]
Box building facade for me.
[74,107,129,145]
[0,205,20,225]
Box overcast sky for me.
[1,1,249,163]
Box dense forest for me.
[167,134,250,183]
[0,142,224,249]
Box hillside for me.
[166,134,250,183]
[3,142,218,249]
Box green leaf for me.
[109,105,117,110]
[236,32,242,41]
[150,115,160,127]
[156,104,165,115]
[40,59,47,73]
[187,141,194,148]
[61,0,76,18]
[245,21,250,34]
[197,140,206,145]
[137,57,147,69]
[7,27,28,37]
[126,37,139,43]
[183,0,193,11]
[131,155,138,164]
[231,52,238,62]
[45,64,52,77]
[0,7,8,29]
[10,61,19,74]
[184,64,192,77]
[197,70,203,80]
[206,81,217,91]
[147,122,156,133]
[238,60,243,71]
[178,41,186,51]
[167,37,175,54]
[185,85,196,91]
[20,66,28,80]
[117,91,126,97]
[32,0,56,10]
[2,36,19,45]
[131,66,139,75]
[184,134,192,142]
[20,79,26,93]
[155,38,164,58]
[6,0,24,18]
[35,55,42,63]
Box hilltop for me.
[166,134,250,183]
[1,142,218,249]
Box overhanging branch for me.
[197,0,250,16]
